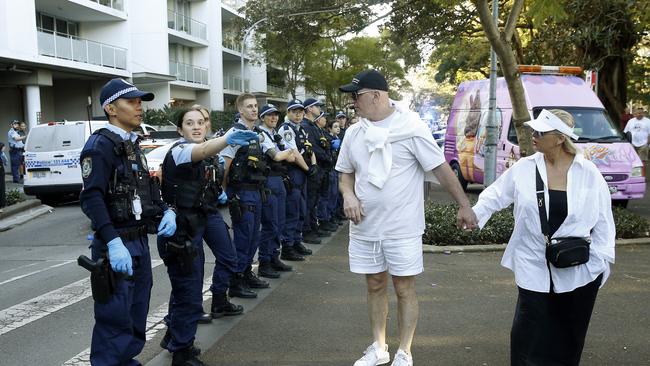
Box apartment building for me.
[0,0,291,141]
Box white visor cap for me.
[524,109,579,141]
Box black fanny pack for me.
[536,166,590,268]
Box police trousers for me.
[510,273,603,366]
[9,148,23,182]
[228,188,262,273]
[258,176,287,262]
[204,211,238,294]
[302,168,324,233]
[90,235,152,366]
[283,168,306,246]
[326,170,339,219]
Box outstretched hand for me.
[227,130,259,146]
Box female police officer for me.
[80,78,177,365]
[157,106,257,366]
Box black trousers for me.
[511,273,603,366]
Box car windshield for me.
[145,141,175,160]
[533,107,624,142]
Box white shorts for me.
[348,236,423,276]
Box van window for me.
[507,117,518,144]
[26,124,85,152]
[533,107,624,142]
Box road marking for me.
[1,262,41,274]
[62,280,213,366]
[0,260,163,337]
[0,260,75,286]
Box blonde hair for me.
[548,109,577,155]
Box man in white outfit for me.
[623,107,650,161]
[336,69,478,366]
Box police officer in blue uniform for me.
[301,98,334,239]
[277,99,319,260]
[313,112,338,232]
[79,78,177,365]
[158,107,257,365]
[255,104,301,278]
[221,93,271,297]
[7,120,26,183]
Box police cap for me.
[100,78,154,109]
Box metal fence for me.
[37,29,127,70]
[169,61,209,85]
[167,10,207,41]
[223,74,250,91]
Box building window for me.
[36,12,79,37]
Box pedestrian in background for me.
[7,120,26,183]
[337,69,477,366]
[0,142,7,211]
[472,109,615,366]
[623,107,650,162]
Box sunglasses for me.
[351,90,375,101]
[532,130,559,138]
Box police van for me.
[23,121,107,204]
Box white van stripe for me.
[0,260,75,286]
[0,260,163,337]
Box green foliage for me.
[6,189,25,206]
[210,110,238,132]
[612,207,650,239]
[424,202,649,246]
[142,107,237,133]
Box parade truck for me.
[444,65,645,207]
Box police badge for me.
[81,157,92,178]
[284,131,293,142]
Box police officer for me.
[277,99,318,260]
[7,120,25,183]
[314,112,339,232]
[256,104,302,278]
[79,78,177,365]
[301,98,334,239]
[336,111,348,141]
[326,119,345,224]
[221,93,271,297]
[158,107,257,365]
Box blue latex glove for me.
[227,130,259,146]
[331,138,341,150]
[218,191,228,205]
[218,155,225,168]
[157,209,176,237]
[107,237,133,276]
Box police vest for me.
[94,128,162,224]
[161,141,223,214]
[259,128,288,176]
[228,123,269,187]
[281,121,308,152]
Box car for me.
[144,140,176,177]
[432,128,445,147]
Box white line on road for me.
[1,262,41,274]
[0,260,75,286]
[0,259,163,337]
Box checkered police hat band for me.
[102,87,138,108]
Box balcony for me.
[34,0,126,22]
[222,0,246,12]
[37,28,127,70]
[169,61,209,86]
[223,74,250,92]
[90,0,124,11]
[168,9,207,45]
[222,36,241,53]
[267,84,287,97]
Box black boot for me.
[172,345,205,366]
[294,242,313,255]
[270,255,293,271]
[211,292,244,318]
[316,226,330,237]
[280,246,305,261]
[229,273,257,299]
[160,330,201,356]
[258,261,281,278]
[302,231,322,244]
[197,312,212,324]
[322,221,338,231]
[244,269,270,288]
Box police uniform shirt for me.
[301,118,330,164]
[169,138,197,166]
[7,128,24,149]
[258,125,280,154]
[277,121,301,151]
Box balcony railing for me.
[91,0,124,11]
[222,35,241,52]
[223,74,250,91]
[168,10,207,41]
[267,84,287,96]
[222,0,246,11]
[169,61,209,85]
[37,29,127,70]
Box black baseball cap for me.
[100,78,154,108]
[339,69,389,93]
[287,99,305,110]
[259,104,280,118]
[303,98,324,108]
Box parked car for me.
[144,140,176,177]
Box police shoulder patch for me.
[81,157,92,178]
[259,133,265,143]
[140,154,148,170]
[284,131,293,141]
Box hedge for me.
[5,189,25,207]
[423,203,650,246]
[143,107,237,133]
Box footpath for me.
[146,226,649,366]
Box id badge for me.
[132,193,142,220]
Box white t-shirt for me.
[623,117,650,147]
[335,111,445,241]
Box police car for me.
[23,121,107,204]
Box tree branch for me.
[504,0,524,41]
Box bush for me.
[5,189,25,206]
[423,202,649,246]
[143,106,237,133]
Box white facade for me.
[0,0,291,149]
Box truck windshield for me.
[25,124,86,152]
[533,108,624,142]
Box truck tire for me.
[450,161,468,192]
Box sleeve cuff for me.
[97,224,119,244]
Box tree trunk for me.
[597,56,628,123]
[474,0,534,156]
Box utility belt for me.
[228,194,258,224]
[9,147,24,152]
[231,182,264,191]
[114,224,149,241]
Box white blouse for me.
[473,152,615,293]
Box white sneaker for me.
[353,341,390,366]
[390,349,413,366]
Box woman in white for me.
[472,109,615,366]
